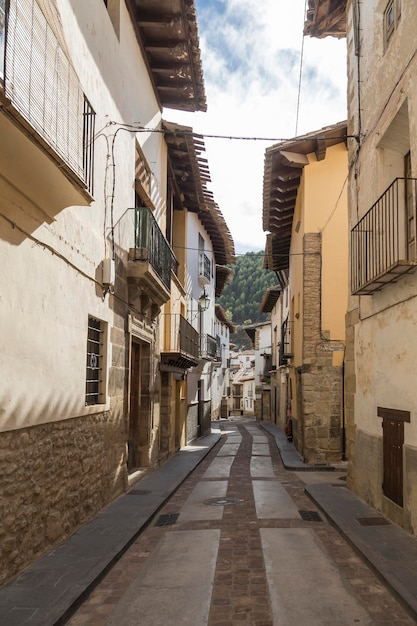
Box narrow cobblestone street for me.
[67,419,415,626]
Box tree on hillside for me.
[217,251,277,349]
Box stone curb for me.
[259,421,335,471]
[306,482,417,622]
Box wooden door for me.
[197,379,203,438]
[128,342,141,470]
[383,418,404,507]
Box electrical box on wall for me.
[102,258,115,288]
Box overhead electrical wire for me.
[295,0,308,136]
[103,123,355,143]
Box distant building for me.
[212,305,236,420]
[229,351,255,417]
[259,279,289,430]
[243,322,272,386]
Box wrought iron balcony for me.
[127,207,173,309]
[351,178,417,295]
[279,318,293,366]
[161,314,199,371]
[200,333,218,360]
[215,335,222,364]
[198,252,211,285]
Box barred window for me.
[85,316,105,405]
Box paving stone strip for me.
[208,427,273,626]
[67,423,415,626]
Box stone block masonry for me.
[0,411,127,586]
[300,233,343,464]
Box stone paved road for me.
[67,420,415,625]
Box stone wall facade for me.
[186,403,198,444]
[201,400,212,437]
[0,412,127,586]
[297,233,343,464]
[345,307,358,485]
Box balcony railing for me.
[279,318,292,366]
[198,252,211,284]
[351,178,417,295]
[215,335,222,363]
[133,207,172,289]
[200,333,218,360]
[161,314,199,370]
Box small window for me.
[85,316,105,405]
[384,0,401,48]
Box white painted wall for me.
[347,0,417,444]
[185,211,216,406]
[211,317,232,418]
[0,0,167,432]
[252,323,272,386]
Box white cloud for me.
[166,0,347,254]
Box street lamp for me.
[198,288,210,311]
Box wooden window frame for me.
[384,0,401,49]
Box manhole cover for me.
[204,497,243,506]
[299,510,322,522]
[155,513,179,526]
[356,517,391,526]
[127,490,151,496]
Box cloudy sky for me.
[167,0,347,254]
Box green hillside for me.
[217,251,277,349]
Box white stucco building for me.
[0,0,235,584]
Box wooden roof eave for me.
[263,121,347,233]
[260,285,281,313]
[125,0,207,112]
[164,120,235,266]
[215,304,236,333]
[304,0,347,39]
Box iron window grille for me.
[279,318,293,365]
[199,252,211,282]
[200,333,218,360]
[85,316,104,405]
